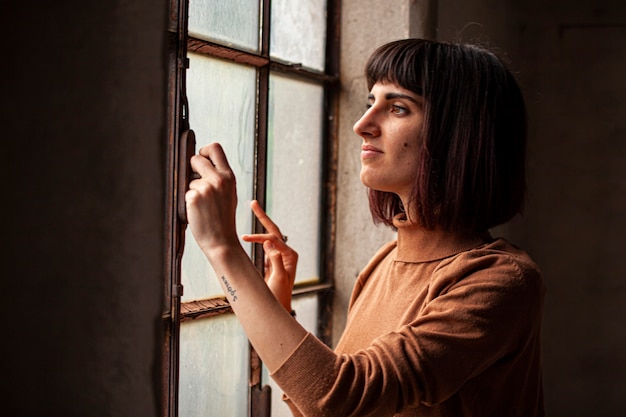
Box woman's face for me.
[353,81,424,203]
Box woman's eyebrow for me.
[367,92,421,105]
[385,92,421,105]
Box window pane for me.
[267,74,324,283]
[188,0,260,52]
[270,0,327,71]
[263,294,320,417]
[179,316,249,417]
[183,53,256,301]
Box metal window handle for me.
[177,129,196,224]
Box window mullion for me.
[166,0,192,416]
[249,1,272,415]
[318,0,341,349]
[249,63,270,411]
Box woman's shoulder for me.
[427,238,546,329]
[434,237,544,292]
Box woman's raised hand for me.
[242,200,298,312]
[185,143,239,254]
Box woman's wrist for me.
[202,239,247,266]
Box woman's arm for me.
[185,143,307,372]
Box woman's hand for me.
[242,200,298,312]
[185,143,239,254]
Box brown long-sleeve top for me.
[271,215,545,416]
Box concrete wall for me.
[438,0,626,415]
[3,1,166,415]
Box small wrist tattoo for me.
[220,275,238,301]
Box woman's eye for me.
[391,105,407,115]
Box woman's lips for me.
[361,145,382,159]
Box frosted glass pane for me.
[267,74,324,283]
[264,294,319,417]
[183,53,256,301]
[179,316,249,417]
[292,295,320,336]
[270,0,327,71]
[188,0,259,52]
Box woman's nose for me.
[353,108,381,138]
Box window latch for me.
[177,129,196,224]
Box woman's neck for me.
[392,214,490,263]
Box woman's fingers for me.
[242,233,285,246]
[250,200,282,237]
[242,232,298,271]
[189,143,236,189]
[198,143,233,173]
[189,153,217,180]
[243,200,291,249]
[263,240,292,311]
[264,241,287,276]
[242,199,298,285]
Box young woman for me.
[186,38,545,417]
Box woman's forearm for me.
[204,242,308,372]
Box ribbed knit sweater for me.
[272,215,545,416]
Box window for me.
[165,0,340,416]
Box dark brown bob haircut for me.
[365,38,527,234]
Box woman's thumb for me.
[263,240,287,274]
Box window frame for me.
[164,0,341,415]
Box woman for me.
[186,38,545,416]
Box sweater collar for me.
[393,214,491,263]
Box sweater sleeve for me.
[271,248,544,416]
